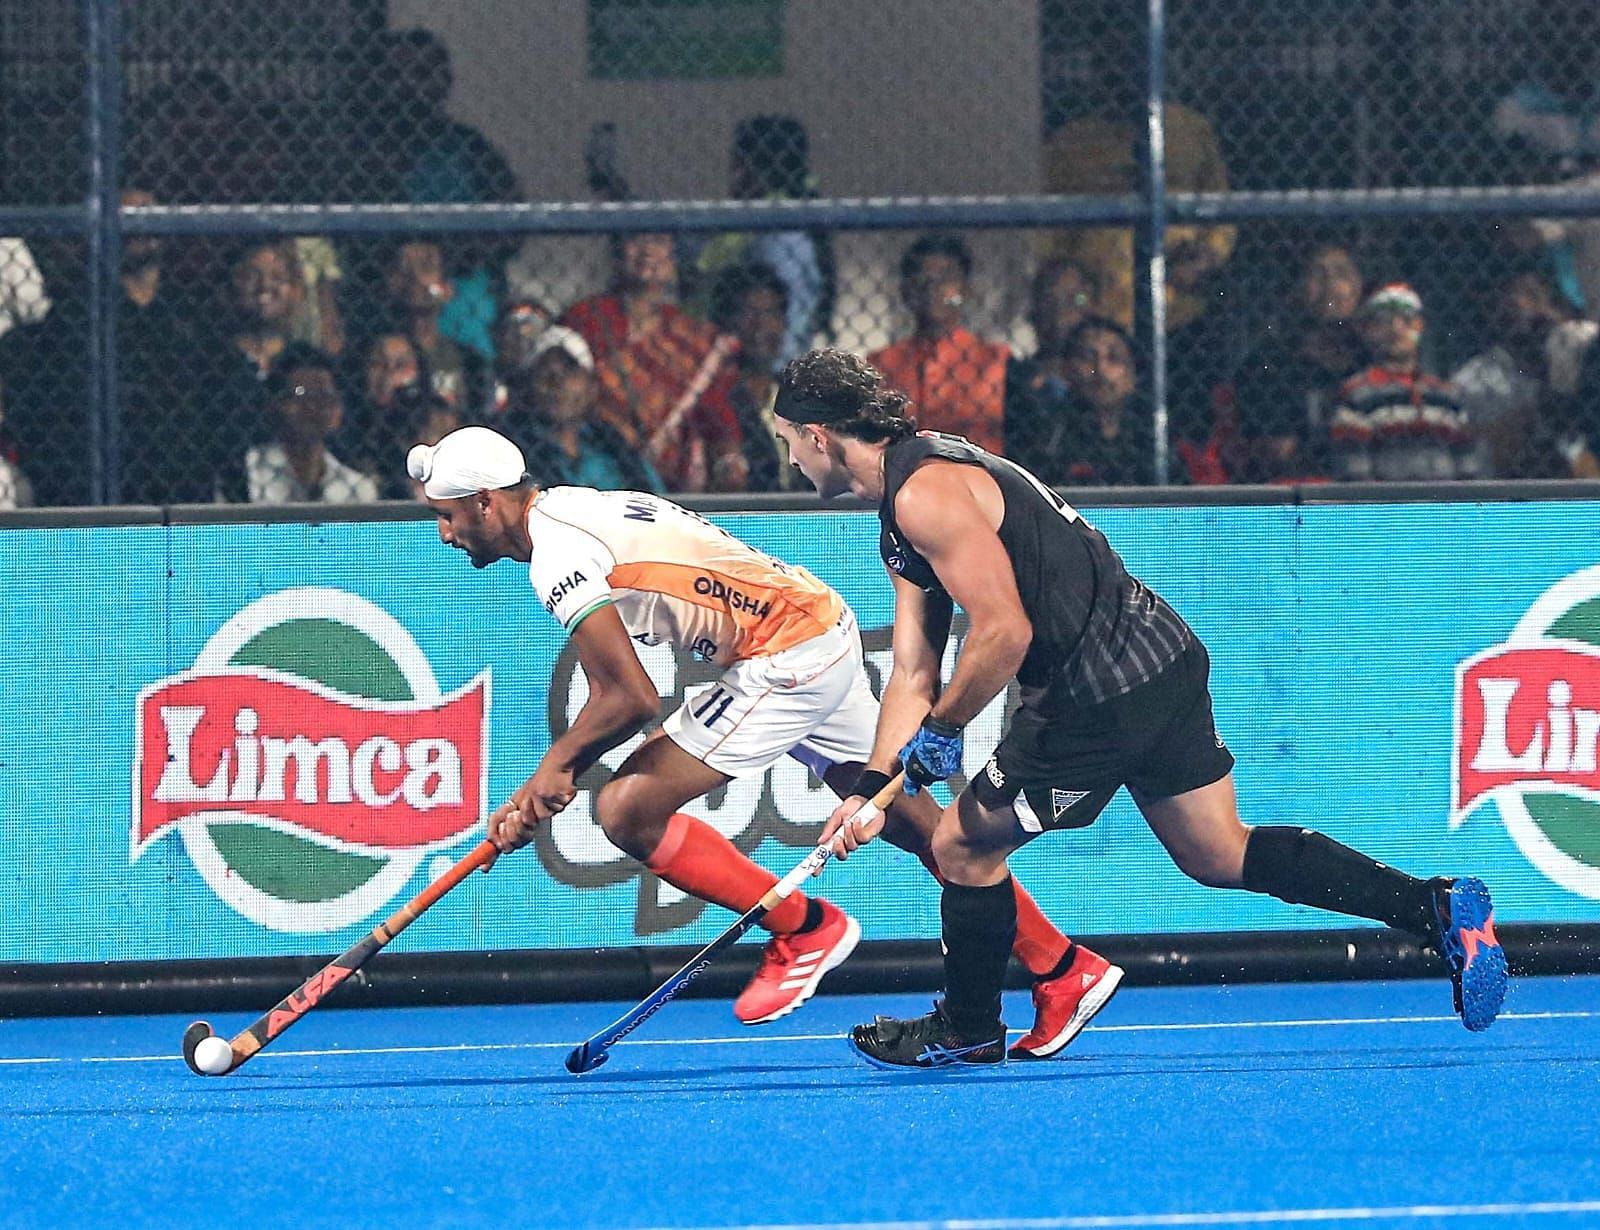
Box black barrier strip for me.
[2,927,1595,1020]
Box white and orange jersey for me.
[524,487,843,666]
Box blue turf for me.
[1,976,1596,1230]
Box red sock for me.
[1011,882,1071,976]
[644,813,810,933]
[914,847,1069,977]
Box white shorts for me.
[661,608,878,779]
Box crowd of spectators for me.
[4,23,1600,509]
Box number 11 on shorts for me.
[692,687,733,726]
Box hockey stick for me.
[181,839,499,1077]
[564,772,905,1074]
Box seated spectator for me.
[560,232,742,492]
[704,262,793,492]
[1005,258,1099,470]
[243,344,378,504]
[223,239,303,379]
[0,378,33,508]
[0,189,221,505]
[500,324,663,493]
[1226,241,1367,482]
[488,298,553,415]
[0,237,49,341]
[869,233,1010,454]
[1040,13,1235,336]
[1329,284,1479,482]
[1488,7,1600,316]
[382,239,487,412]
[343,331,433,472]
[363,332,429,412]
[393,385,463,499]
[1023,316,1159,487]
[358,28,521,362]
[687,114,832,365]
[1542,319,1600,476]
[201,239,307,455]
[0,450,28,509]
[1453,262,1599,477]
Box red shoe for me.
[1008,946,1124,1059]
[734,901,861,1025]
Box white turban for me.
[406,426,528,499]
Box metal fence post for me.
[1139,0,1170,486]
[84,0,122,505]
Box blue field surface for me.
[1,975,1595,1230]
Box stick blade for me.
[181,1020,215,1077]
[564,1043,608,1075]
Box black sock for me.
[941,878,1017,1037]
[798,897,824,934]
[1242,826,1437,937]
[1040,941,1077,983]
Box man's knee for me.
[1170,827,1249,888]
[593,776,652,854]
[930,792,1017,879]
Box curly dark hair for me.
[778,348,918,443]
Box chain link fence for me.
[2,0,1599,507]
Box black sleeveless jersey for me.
[878,432,1194,705]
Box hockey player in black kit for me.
[772,347,1509,1069]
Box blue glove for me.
[898,716,964,795]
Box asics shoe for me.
[1430,876,1508,1032]
[1009,945,1124,1060]
[849,1000,1006,1069]
[734,900,860,1025]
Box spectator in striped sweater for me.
[1327,283,1480,482]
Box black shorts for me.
[967,640,1235,832]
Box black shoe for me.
[848,1000,1006,1069]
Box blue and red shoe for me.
[1431,876,1508,1032]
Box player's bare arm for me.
[895,461,1032,728]
[822,572,952,859]
[490,603,660,851]
[880,570,953,751]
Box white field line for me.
[4,1007,1593,1067]
[641,1200,1600,1229]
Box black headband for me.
[773,385,860,425]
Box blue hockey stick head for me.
[565,1043,609,1075]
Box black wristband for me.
[922,715,963,738]
[851,768,895,801]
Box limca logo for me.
[1453,564,1600,901]
[132,588,489,932]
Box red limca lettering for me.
[1455,645,1600,813]
[134,673,486,853]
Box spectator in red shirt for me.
[560,232,746,492]
[868,233,1009,454]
